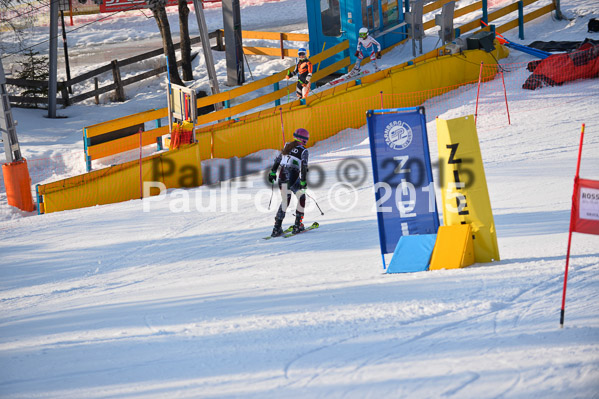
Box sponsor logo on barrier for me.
[384,121,413,151]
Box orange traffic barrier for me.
[2,159,35,212]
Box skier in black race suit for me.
[268,128,310,236]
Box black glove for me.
[268,171,277,184]
[355,51,360,57]
[299,180,307,190]
[376,51,382,59]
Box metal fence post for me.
[274,80,280,107]
[225,100,231,120]
[518,1,524,40]
[482,0,488,26]
[156,118,163,151]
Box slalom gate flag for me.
[572,178,599,235]
[367,107,440,268]
[436,115,500,263]
[561,124,598,327]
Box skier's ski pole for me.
[305,192,324,215]
[268,183,274,210]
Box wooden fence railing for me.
[6,29,309,109]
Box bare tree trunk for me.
[178,0,193,81]
[151,5,184,86]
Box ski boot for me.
[348,66,361,77]
[271,217,284,237]
[292,212,305,234]
[371,59,380,72]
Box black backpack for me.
[589,18,599,33]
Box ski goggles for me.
[359,33,368,38]
[298,51,307,57]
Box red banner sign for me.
[100,0,219,13]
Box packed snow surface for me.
[1,0,598,397]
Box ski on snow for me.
[262,222,320,240]
[327,69,372,86]
[263,226,294,240]
[283,222,319,238]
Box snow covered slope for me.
[1,0,599,397]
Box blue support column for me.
[225,100,231,121]
[274,81,280,107]
[35,184,42,215]
[300,98,306,105]
[156,118,163,151]
[455,27,461,38]
[518,1,524,40]
[482,0,488,26]
[555,0,563,20]
[83,128,92,172]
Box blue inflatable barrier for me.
[386,234,437,273]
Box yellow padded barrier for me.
[436,115,500,263]
[199,46,508,160]
[429,224,475,270]
[38,143,202,214]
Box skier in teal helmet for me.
[268,128,310,236]
[349,27,382,76]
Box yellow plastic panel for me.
[429,224,475,270]
[436,116,500,263]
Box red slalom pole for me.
[560,124,585,327]
[501,71,511,125]
[475,62,483,125]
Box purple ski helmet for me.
[293,128,309,145]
